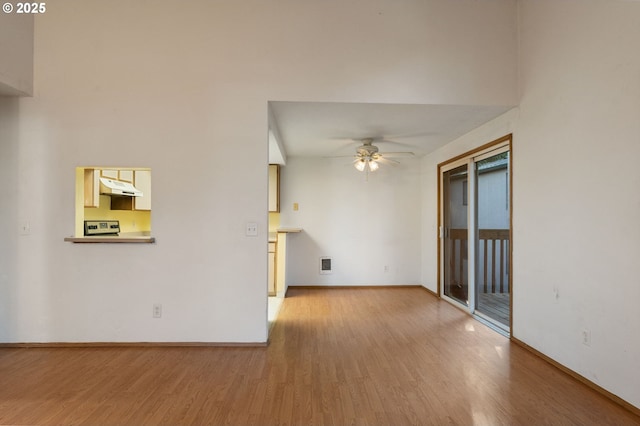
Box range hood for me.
[99,177,143,197]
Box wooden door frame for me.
[436,134,513,332]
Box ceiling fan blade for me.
[323,154,358,158]
[379,151,415,158]
[382,131,437,139]
[373,138,419,150]
[377,157,399,165]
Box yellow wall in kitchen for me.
[84,195,151,233]
[75,168,84,237]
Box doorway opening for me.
[438,135,512,334]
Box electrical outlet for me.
[246,222,258,236]
[582,329,591,346]
[153,303,162,318]
[293,203,299,211]
[384,265,390,273]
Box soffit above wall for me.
[268,101,513,161]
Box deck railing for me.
[447,228,510,294]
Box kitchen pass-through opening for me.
[75,167,152,238]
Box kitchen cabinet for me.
[81,167,151,210]
[133,170,151,211]
[268,242,277,296]
[274,229,302,297]
[119,170,134,183]
[101,169,119,179]
[83,169,100,208]
[101,169,134,183]
[269,164,280,212]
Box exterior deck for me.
[477,292,510,326]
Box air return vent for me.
[320,257,332,274]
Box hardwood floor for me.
[0,287,638,425]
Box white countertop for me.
[64,234,155,243]
[276,227,302,233]
[269,228,303,242]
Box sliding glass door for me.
[474,149,510,330]
[442,164,469,306]
[439,137,512,334]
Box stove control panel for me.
[84,220,120,236]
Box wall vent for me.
[320,257,332,274]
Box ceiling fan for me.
[347,138,415,173]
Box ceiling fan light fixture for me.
[354,156,380,173]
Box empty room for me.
[1,0,639,424]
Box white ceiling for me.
[268,102,513,163]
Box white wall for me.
[422,0,640,409]
[0,0,517,344]
[279,157,422,286]
[0,98,20,339]
[0,12,33,95]
[515,0,640,409]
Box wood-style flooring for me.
[0,287,638,425]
